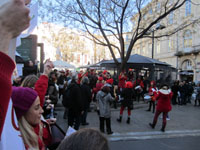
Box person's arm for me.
[48,86,58,104]
[35,60,54,107]
[0,0,30,137]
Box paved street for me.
[109,136,200,150]
[54,99,200,149]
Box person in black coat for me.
[67,75,84,130]
[179,81,187,105]
[80,76,92,125]
[57,71,66,99]
[47,72,58,105]
[117,81,134,124]
[171,80,179,105]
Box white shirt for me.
[0,100,25,150]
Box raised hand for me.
[43,59,54,76]
[0,0,30,38]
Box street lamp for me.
[147,24,166,59]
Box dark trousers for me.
[136,93,141,102]
[68,111,81,130]
[152,110,168,129]
[148,101,155,113]
[81,109,88,124]
[99,117,112,133]
[180,94,186,105]
[172,95,177,105]
[59,88,64,99]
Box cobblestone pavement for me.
[54,99,200,140]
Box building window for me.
[168,12,173,25]
[156,41,160,54]
[149,8,152,14]
[84,55,87,64]
[77,54,80,63]
[126,35,129,41]
[182,59,192,70]
[143,13,147,20]
[168,39,174,52]
[183,30,192,52]
[156,2,161,12]
[148,43,151,57]
[185,0,191,16]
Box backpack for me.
[62,87,71,108]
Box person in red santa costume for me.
[146,81,158,113]
[117,81,134,124]
[149,84,173,132]
[118,71,127,93]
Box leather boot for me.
[161,126,165,132]
[149,123,155,129]
[117,116,122,123]
[106,118,113,134]
[126,117,130,124]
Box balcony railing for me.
[175,45,200,56]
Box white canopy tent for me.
[53,60,75,69]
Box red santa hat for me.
[103,70,107,74]
[106,78,113,85]
[125,81,133,88]
[98,77,103,81]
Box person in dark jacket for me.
[57,71,66,99]
[80,76,92,125]
[47,72,58,105]
[67,75,84,130]
[179,81,187,105]
[117,81,134,124]
[171,80,179,105]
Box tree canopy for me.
[39,0,200,71]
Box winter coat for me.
[94,82,104,94]
[67,82,84,116]
[25,120,52,150]
[121,88,134,107]
[171,84,179,96]
[96,89,114,118]
[155,89,173,112]
[80,83,92,110]
[47,80,58,105]
[0,51,15,136]
[149,87,158,101]
[118,75,127,89]
[57,75,66,89]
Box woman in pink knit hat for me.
[11,87,52,150]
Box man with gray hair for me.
[80,76,92,125]
[65,73,84,130]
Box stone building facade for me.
[127,0,200,82]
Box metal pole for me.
[152,30,154,59]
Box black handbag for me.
[47,123,65,150]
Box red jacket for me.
[25,121,52,150]
[148,87,157,101]
[155,89,173,112]
[0,52,15,136]
[118,75,127,88]
[94,82,104,93]
[133,79,144,89]
[34,75,48,107]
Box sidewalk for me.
[54,100,200,140]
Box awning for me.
[179,71,194,75]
